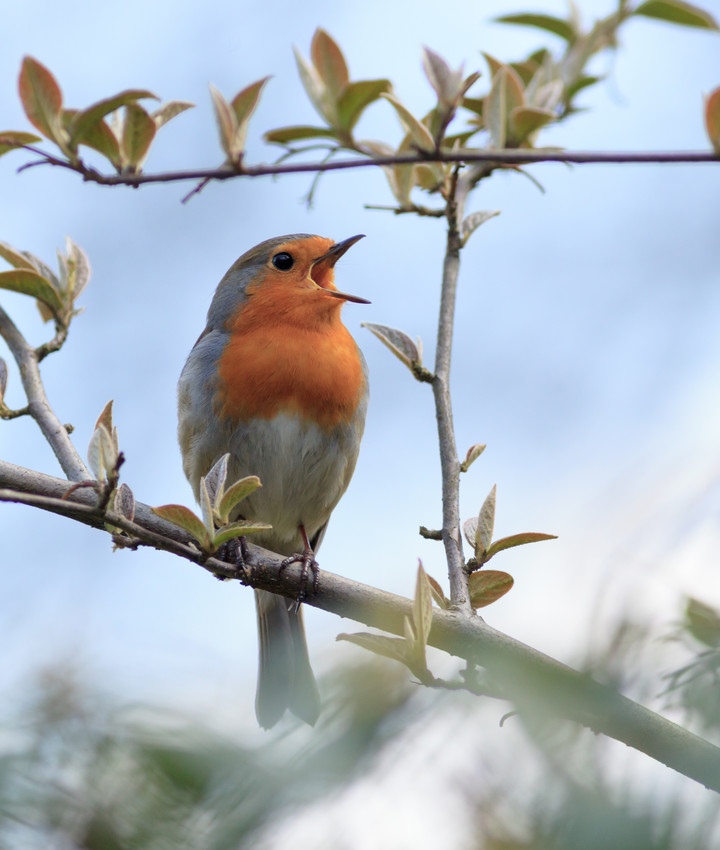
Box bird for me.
[177,233,369,728]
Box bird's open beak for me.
[311,234,371,304]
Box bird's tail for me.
[254,588,321,729]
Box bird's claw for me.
[215,535,250,581]
[280,547,319,611]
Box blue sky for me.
[1,1,719,844]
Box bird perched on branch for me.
[178,233,369,728]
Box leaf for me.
[293,46,334,124]
[264,125,339,145]
[121,103,156,170]
[152,100,194,129]
[460,443,486,473]
[94,399,114,436]
[336,79,391,131]
[198,477,214,533]
[476,484,497,557]
[566,75,603,101]
[413,562,433,646]
[114,483,135,522]
[63,110,120,166]
[482,52,505,80]
[0,270,62,315]
[469,570,514,608]
[462,210,500,245]
[509,106,556,145]
[0,241,36,271]
[311,29,349,98]
[462,96,485,119]
[705,86,720,152]
[484,531,558,563]
[217,475,262,525]
[362,322,421,370]
[68,89,157,146]
[380,93,436,151]
[685,597,720,647]
[204,454,229,506]
[62,237,91,300]
[87,423,115,481]
[152,504,211,548]
[18,56,64,142]
[495,13,577,41]
[463,517,478,549]
[485,65,526,148]
[0,130,42,157]
[422,47,455,104]
[209,84,237,159]
[213,520,272,547]
[337,632,409,664]
[426,574,450,609]
[231,76,271,130]
[633,0,718,29]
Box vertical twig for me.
[0,306,90,482]
[433,170,471,614]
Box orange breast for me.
[216,276,365,430]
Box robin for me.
[177,233,369,728]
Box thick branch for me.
[0,308,89,481]
[1,458,720,792]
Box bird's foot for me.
[215,535,250,581]
[280,547,319,611]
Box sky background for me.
[1,0,719,846]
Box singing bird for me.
[178,234,369,728]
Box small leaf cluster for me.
[338,562,436,682]
[3,56,192,174]
[210,77,270,166]
[152,453,270,555]
[0,237,89,354]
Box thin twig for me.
[14,148,720,189]
[433,169,470,613]
[0,307,89,481]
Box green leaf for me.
[462,96,485,118]
[121,103,156,170]
[59,237,91,301]
[380,93,436,151]
[217,475,262,525]
[213,520,272,547]
[204,453,229,506]
[18,56,64,142]
[460,442,487,473]
[152,504,212,548]
[685,597,720,647]
[231,76,271,133]
[362,322,422,371]
[337,631,410,664]
[68,89,157,146]
[566,75,603,101]
[209,84,238,159]
[337,79,391,131]
[87,422,115,481]
[482,52,505,80]
[63,109,121,166]
[633,0,718,29]
[495,13,577,41]
[311,29,349,98]
[508,106,556,145]
[0,130,42,157]
[152,100,194,129]
[0,269,62,314]
[264,125,339,145]
[462,210,500,245]
[705,86,720,152]
[198,477,214,533]
[484,531,558,563]
[294,46,334,124]
[413,562,433,646]
[0,241,37,271]
[476,484,497,557]
[469,570,514,608]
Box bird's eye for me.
[272,252,294,271]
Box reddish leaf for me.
[231,76,271,126]
[705,86,720,152]
[485,531,558,563]
[0,130,42,157]
[469,570,514,608]
[18,57,63,141]
[311,29,349,97]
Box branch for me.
[0,308,89,481]
[3,459,720,792]
[433,170,469,612]
[16,148,720,189]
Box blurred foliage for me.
[3,597,720,850]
